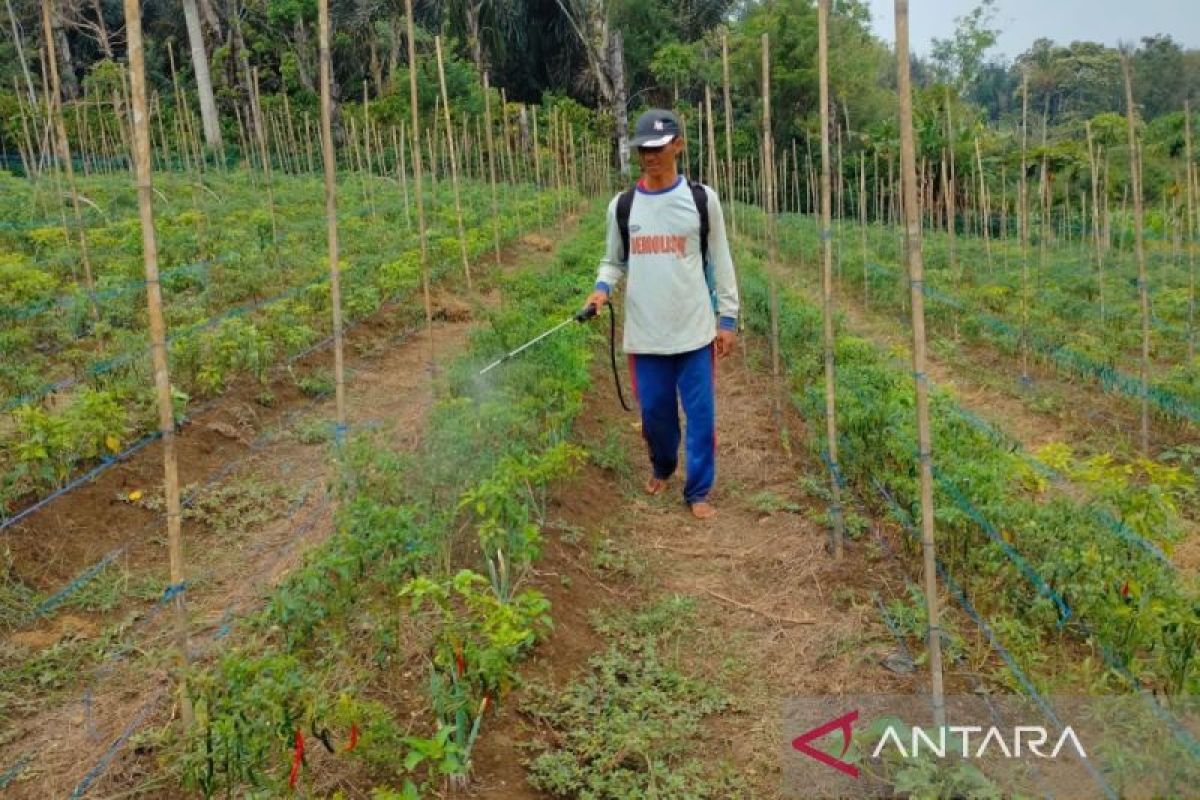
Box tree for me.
[929,0,998,96]
[183,0,222,147]
[649,40,692,104]
[551,0,629,173]
[1134,35,1187,119]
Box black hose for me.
[607,302,632,412]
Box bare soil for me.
[459,337,933,799]
[0,230,566,799]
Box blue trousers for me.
[629,343,716,505]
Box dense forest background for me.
[2,0,1199,206]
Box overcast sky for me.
[863,0,1200,60]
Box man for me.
[583,108,739,520]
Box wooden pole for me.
[122,0,192,726]
[895,0,946,730]
[41,0,98,322]
[392,123,412,229]
[405,0,435,371]
[1184,101,1196,362]
[1085,120,1105,324]
[435,35,472,290]
[944,94,958,281]
[722,30,736,237]
[483,72,502,264]
[817,0,846,558]
[250,68,279,242]
[1019,72,1031,383]
[705,84,719,198]
[860,151,869,306]
[1123,55,1151,455]
[316,0,348,435]
[974,136,992,271]
[360,84,378,220]
[762,33,781,382]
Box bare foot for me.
[645,476,668,495]
[690,501,717,520]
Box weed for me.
[138,478,292,538]
[294,415,335,445]
[522,619,744,799]
[748,489,801,515]
[291,366,336,398]
[592,535,645,579]
[589,428,631,477]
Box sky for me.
[863,0,1200,60]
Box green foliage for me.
[524,598,743,799]
[167,198,599,795]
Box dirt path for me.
[462,335,924,798]
[0,230,567,798]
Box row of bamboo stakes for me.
[24,0,607,732]
[20,0,1190,751]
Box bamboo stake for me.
[282,90,299,173]
[250,68,278,242]
[895,0,946,730]
[360,83,378,220]
[1019,72,1031,383]
[41,0,98,321]
[974,137,992,271]
[1185,101,1195,362]
[860,151,869,307]
[549,110,563,217]
[483,72,502,263]
[816,1,846,558]
[722,30,736,237]
[1123,55,1151,455]
[532,107,545,219]
[122,0,192,726]
[705,84,718,198]
[13,78,38,180]
[944,95,958,282]
[1085,120,1105,324]
[435,35,472,289]
[303,112,315,173]
[405,0,434,372]
[762,33,781,382]
[312,0,348,436]
[391,124,412,229]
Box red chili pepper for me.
[455,647,465,678]
[346,722,359,752]
[288,729,305,789]
[1121,581,1130,599]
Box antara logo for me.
[792,711,860,778]
[872,725,1087,760]
[793,712,1088,779]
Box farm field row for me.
[735,222,1200,791]
[0,193,591,798]
[763,210,1200,433]
[0,170,575,515]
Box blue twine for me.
[68,696,158,799]
[861,260,1200,425]
[948,397,1171,568]
[0,754,31,789]
[25,548,125,621]
[933,470,1072,625]
[873,478,1119,800]
[0,432,162,532]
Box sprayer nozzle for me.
[575,303,598,323]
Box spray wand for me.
[477,302,632,411]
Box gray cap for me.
[629,108,681,148]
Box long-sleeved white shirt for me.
[594,176,739,355]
